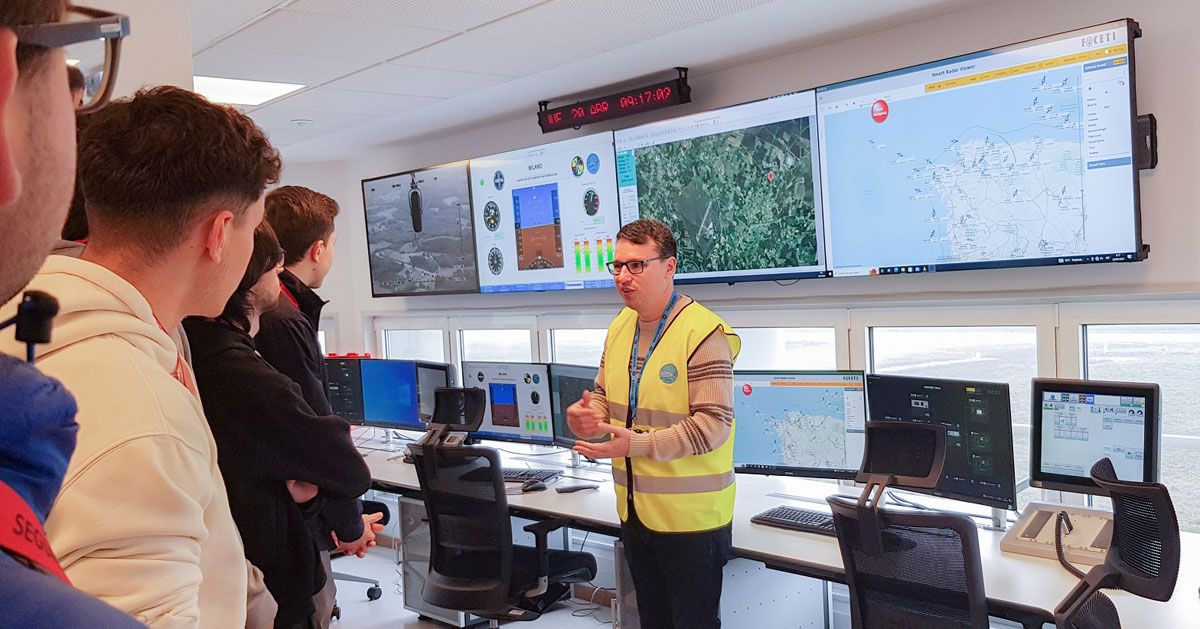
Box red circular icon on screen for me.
[742,384,753,395]
[767,171,775,183]
[871,99,889,123]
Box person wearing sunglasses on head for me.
[0,1,143,627]
[566,219,741,629]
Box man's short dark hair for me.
[616,219,677,259]
[66,64,84,91]
[219,220,281,332]
[265,186,339,266]
[3,1,66,74]
[78,86,282,254]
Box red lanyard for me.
[0,481,71,583]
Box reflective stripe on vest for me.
[603,300,741,533]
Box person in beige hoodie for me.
[0,86,283,628]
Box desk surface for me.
[358,431,1200,627]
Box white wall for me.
[280,0,1200,353]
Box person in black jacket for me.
[185,222,372,629]
[256,186,382,625]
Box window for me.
[381,329,446,362]
[550,329,606,366]
[1085,324,1200,533]
[735,327,838,371]
[316,330,326,356]
[460,329,534,363]
[870,326,1040,510]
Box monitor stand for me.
[570,450,581,469]
[1000,502,1113,566]
[381,429,404,453]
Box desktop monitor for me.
[1029,377,1160,495]
[460,361,554,445]
[866,374,1017,510]
[549,363,607,447]
[323,358,423,431]
[415,361,454,422]
[733,370,867,480]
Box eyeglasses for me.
[273,249,287,269]
[14,6,131,114]
[606,256,668,276]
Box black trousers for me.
[621,507,732,629]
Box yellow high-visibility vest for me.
[603,299,740,533]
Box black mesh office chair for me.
[828,421,991,629]
[410,388,597,627]
[1053,457,1181,629]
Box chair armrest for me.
[521,518,570,597]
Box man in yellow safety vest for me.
[568,219,740,629]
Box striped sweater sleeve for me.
[626,329,735,461]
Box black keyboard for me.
[502,468,562,483]
[751,505,837,536]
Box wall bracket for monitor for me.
[1135,113,1157,170]
[537,68,692,133]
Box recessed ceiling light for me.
[66,59,80,66]
[192,76,305,106]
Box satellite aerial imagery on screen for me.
[630,117,819,275]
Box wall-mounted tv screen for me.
[470,132,619,293]
[614,90,826,284]
[818,19,1143,277]
[362,161,480,296]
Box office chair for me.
[1052,457,1181,629]
[828,421,992,629]
[330,499,389,612]
[410,387,597,627]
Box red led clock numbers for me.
[538,70,692,133]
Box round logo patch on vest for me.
[659,363,679,385]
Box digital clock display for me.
[538,77,691,133]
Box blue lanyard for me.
[628,292,679,423]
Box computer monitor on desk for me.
[866,374,1017,511]
[416,361,454,422]
[549,363,606,448]
[1029,377,1160,494]
[733,370,867,479]
[461,361,554,446]
[324,358,426,432]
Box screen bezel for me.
[865,373,1018,510]
[817,18,1144,277]
[460,360,555,446]
[1029,377,1161,495]
[358,359,425,432]
[733,369,866,480]
[360,160,481,298]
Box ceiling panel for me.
[250,107,379,133]
[472,0,704,51]
[217,9,454,63]
[330,65,511,98]
[287,0,547,32]
[624,0,777,20]
[392,33,574,78]
[193,45,372,85]
[271,88,442,116]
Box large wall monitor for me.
[461,361,554,445]
[733,370,866,479]
[362,161,479,296]
[866,374,1017,510]
[819,20,1143,277]
[470,133,620,293]
[1030,377,1160,494]
[548,362,606,447]
[614,90,827,283]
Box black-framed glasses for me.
[14,6,130,114]
[606,256,668,276]
[273,248,287,269]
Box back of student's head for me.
[219,220,282,332]
[265,185,339,284]
[78,86,281,256]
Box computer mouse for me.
[521,479,547,493]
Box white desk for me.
[357,431,1200,627]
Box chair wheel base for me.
[367,586,383,600]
